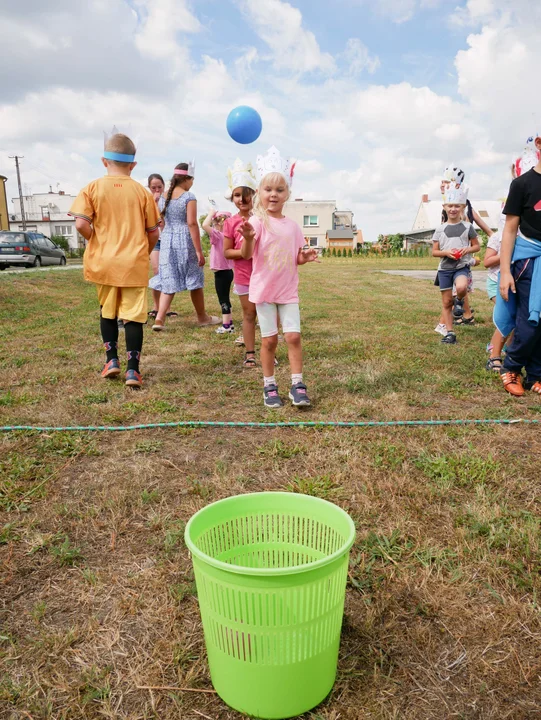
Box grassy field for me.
[1,261,540,720]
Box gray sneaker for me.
[441,332,457,344]
[263,384,284,408]
[289,382,311,406]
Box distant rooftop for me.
[327,229,354,239]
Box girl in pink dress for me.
[239,147,319,408]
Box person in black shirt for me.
[498,135,541,397]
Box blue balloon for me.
[226,106,262,145]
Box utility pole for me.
[9,155,26,230]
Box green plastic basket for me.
[185,492,356,719]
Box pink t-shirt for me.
[209,229,232,272]
[223,215,252,286]
[248,216,305,305]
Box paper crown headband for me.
[103,125,136,163]
[443,185,469,205]
[515,136,540,177]
[227,158,258,192]
[174,160,196,178]
[442,165,465,186]
[256,146,296,186]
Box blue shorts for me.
[153,239,161,252]
[436,267,470,292]
[486,276,498,300]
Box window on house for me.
[55,226,62,235]
[309,237,318,246]
[478,210,489,217]
[303,215,318,227]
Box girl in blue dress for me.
[150,162,219,330]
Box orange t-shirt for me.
[69,175,161,287]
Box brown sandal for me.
[243,352,257,368]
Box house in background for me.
[9,188,85,249]
[404,194,502,251]
[284,199,361,249]
[0,176,8,230]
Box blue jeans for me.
[503,258,541,384]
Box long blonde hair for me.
[254,172,291,230]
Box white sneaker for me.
[434,323,447,336]
[216,324,235,334]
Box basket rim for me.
[184,491,356,576]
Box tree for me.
[198,214,210,255]
[348,248,352,257]
[337,248,342,257]
[51,235,70,252]
[332,248,337,257]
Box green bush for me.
[51,235,70,252]
[348,249,352,257]
[332,248,337,257]
[337,249,342,257]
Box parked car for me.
[0,231,67,270]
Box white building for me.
[284,199,357,248]
[9,189,85,250]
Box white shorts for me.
[256,302,301,337]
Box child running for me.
[69,129,161,388]
[434,165,492,334]
[432,185,480,344]
[239,146,319,407]
[496,135,541,397]
[202,207,234,333]
[223,159,258,366]
[150,161,219,331]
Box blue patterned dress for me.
[149,191,204,294]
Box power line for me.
[9,155,26,230]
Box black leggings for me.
[214,269,234,314]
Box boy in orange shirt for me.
[69,132,161,388]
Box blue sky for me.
[1,0,540,240]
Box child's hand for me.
[301,247,321,263]
[472,257,480,266]
[239,220,255,242]
[458,247,471,257]
[196,250,206,267]
[500,271,515,301]
[446,249,459,259]
[152,190,162,202]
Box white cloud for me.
[134,0,201,61]
[434,123,462,141]
[341,39,381,75]
[236,0,336,73]
[295,159,323,174]
[454,1,541,145]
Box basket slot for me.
[195,513,347,570]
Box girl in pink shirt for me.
[202,209,234,334]
[239,146,319,408]
[223,159,258,367]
